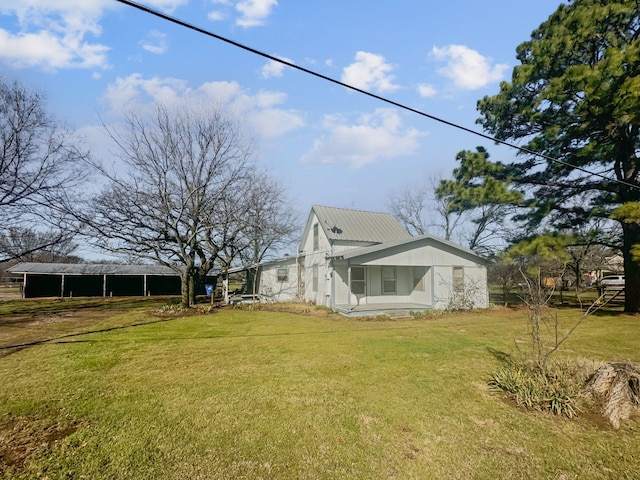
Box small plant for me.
[489,360,586,418]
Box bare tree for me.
[81,103,252,306]
[235,171,300,266]
[0,78,87,262]
[81,102,293,307]
[0,227,79,263]
[387,182,429,236]
[387,174,464,240]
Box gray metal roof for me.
[8,262,184,276]
[311,205,411,244]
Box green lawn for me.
[1,299,638,479]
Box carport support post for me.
[103,274,107,298]
[143,275,147,296]
[60,274,65,298]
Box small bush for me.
[489,360,587,418]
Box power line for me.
[115,0,639,192]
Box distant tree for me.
[563,219,621,288]
[476,0,640,312]
[0,78,87,262]
[0,227,79,263]
[387,182,429,236]
[388,174,465,240]
[202,169,300,296]
[488,253,521,307]
[435,147,523,256]
[213,170,299,270]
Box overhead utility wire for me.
[116,0,639,191]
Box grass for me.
[0,298,639,479]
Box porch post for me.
[347,262,352,309]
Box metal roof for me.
[311,205,411,244]
[8,262,184,276]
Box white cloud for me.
[140,31,167,55]
[208,10,226,21]
[102,74,188,113]
[417,84,437,98]
[301,109,426,169]
[206,0,277,28]
[101,74,304,139]
[341,51,400,93]
[430,44,509,90]
[236,0,278,27]
[142,0,189,13]
[261,57,293,79]
[0,28,109,71]
[0,0,112,71]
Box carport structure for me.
[8,263,187,298]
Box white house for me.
[230,205,489,316]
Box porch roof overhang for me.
[225,255,298,275]
[330,234,487,263]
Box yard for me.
[0,296,638,479]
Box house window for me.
[382,266,396,294]
[312,265,319,292]
[413,266,425,292]
[277,268,288,282]
[350,266,365,295]
[313,223,319,251]
[453,266,464,292]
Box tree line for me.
[0,84,298,307]
[388,0,640,313]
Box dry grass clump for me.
[585,361,640,429]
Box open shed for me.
[8,263,216,298]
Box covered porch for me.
[331,262,434,317]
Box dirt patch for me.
[0,413,85,476]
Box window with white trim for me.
[382,266,396,294]
[277,268,288,282]
[313,223,319,251]
[312,265,319,292]
[453,266,464,292]
[350,266,365,295]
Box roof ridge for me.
[312,204,395,216]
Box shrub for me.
[489,360,589,418]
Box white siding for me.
[257,258,299,302]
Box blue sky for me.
[0,0,565,226]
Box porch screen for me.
[350,266,365,295]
